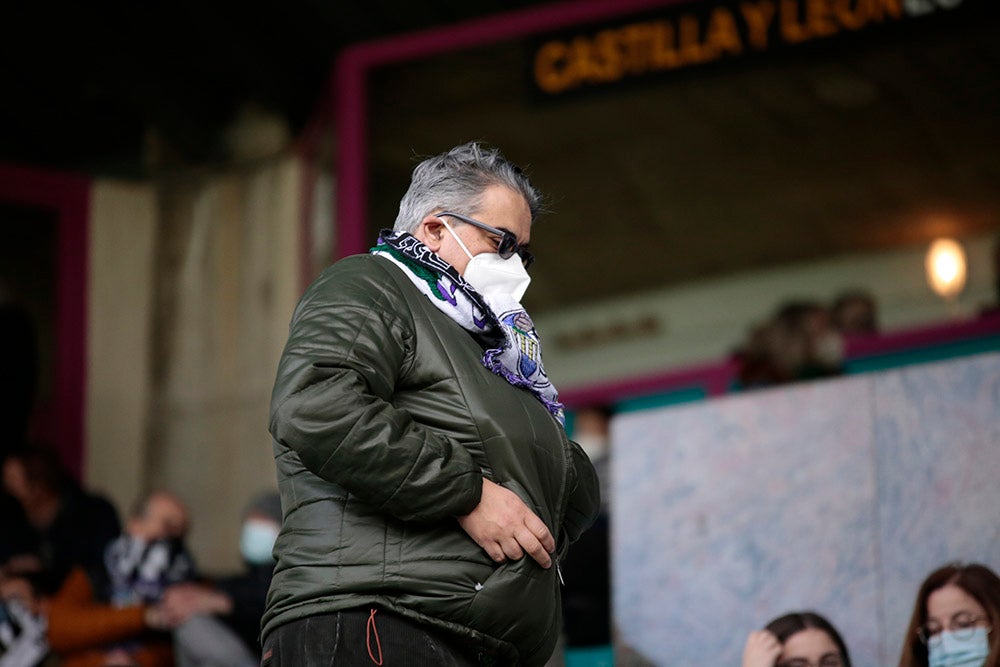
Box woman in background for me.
[742,611,851,667]
[899,562,1000,667]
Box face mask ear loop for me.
[437,216,475,261]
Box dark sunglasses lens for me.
[497,233,517,260]
[494,230,533,268]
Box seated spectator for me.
[103,492,196,607]
[0,478,35,570]
[559,406,612,651]
[571,405,612,510]
[734,321,789,388]
[1,445,120,595]
[736,301,843,387]
[898,562,1000,667]
[977,234,1000,318]
[831,290,878,336]
[161,491,281,667]
[46,566,174,667]
[45,491,196,667]
[0,574,48,667]
[742,611,852,667]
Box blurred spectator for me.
[0,480,34,570]
[980,235,1000,317]
[736,300,843,387]
[734,321,787,388]
[572,406,612,511]
[742,611,852,667]
[1,566,49,667]
[161,490,281,667]
[102,493,196,606]
[898,562,1000,667]
[831,290,878,335]
[1,445,120,595]
[46,568,173,667]
[775,301,843,380]
[46,491,196,667]
[994,235,1000,309]
[0,598,48,667]
[558,406,612,662]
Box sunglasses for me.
[437,211,534,269]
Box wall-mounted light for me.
[925,237,967,300]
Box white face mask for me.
[440,217,531,304]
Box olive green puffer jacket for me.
[263,255,601,666]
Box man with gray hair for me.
[263,142,600,666]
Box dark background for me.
[3,1,998,310]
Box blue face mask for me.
[928,627,990,667]
[239,520,279,565]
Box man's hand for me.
[741,630,782,667]
[457,478,555,569]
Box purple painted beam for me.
[0,162,90,480]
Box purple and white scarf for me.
[372,230,564,425]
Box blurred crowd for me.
[0,444,279,667]
[733,290,878,388]
[736,563,1000,667]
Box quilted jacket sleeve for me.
[560,440,602,549]
[268,257,482,522]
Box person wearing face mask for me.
[45,491,194,667]
[554,406,613,665]
[262,141,601,667]
[899,563,1000,667]
[162,491,281,667]
[102,492,197,608]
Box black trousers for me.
[261,607,497,666]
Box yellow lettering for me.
[650,20,680,69]
[534,0,912,94]
[806,0,839,37]
[678,13,707,64]
[563,37,588,85]
[833,0,868,30]
[780,0,811,43]
[591,30,624,82]
[567,38,592,87]
[533,40,574,94]
[741,1,777,50]
[619,24,652,75]
[704,7,744,58]
[874,0,904,19]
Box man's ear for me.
[415,215,446,252]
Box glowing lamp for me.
[925,238,967,300]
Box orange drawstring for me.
[366,608,384,665]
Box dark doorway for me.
[0,203,58,458]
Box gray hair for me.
[393,142,542,233]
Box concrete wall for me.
[84,156,303,572]
[85,180,157,516]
